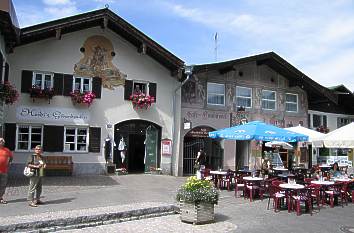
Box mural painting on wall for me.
[226,84,234,111]
[182,75,206,104]
[230,111,249,127]
[74,35,127,90]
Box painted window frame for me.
[15,124,43,152]
[261,90,276,110]
[207,82,225,106]
[32,71,54,89]
[285,93,298,112]
[236,86,252,108]
[72,76,92,93]
[64,126,89,153]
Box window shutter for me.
[149,82,157,102]
[0,53,3,82]
[53,73,64,95]
[124,79,133,100]
[4,123,16,150]
[89,127,101,153]
[92,76,102,98]
[4,63,9,82]
[21,70,33,93]
[63,74,73,96]
[43,125,64,152]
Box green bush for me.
[176,176,219,204]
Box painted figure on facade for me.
[74,35,127,90]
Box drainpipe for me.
[171,65,194,176]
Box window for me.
[236,86,252,108]
[338,118,354,128]
[32,72,53,89]
[285,93,298,112]
[64,127,88,152]
[133,81,148,94]
[261,90,276,110]
[73,77,91,93]
[16,125,43,151]
[207,82,225,105]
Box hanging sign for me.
[185,126,214,138]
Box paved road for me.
[1,175,354,233]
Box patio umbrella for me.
[312,122,354,148]
[209,121,308,142]
[285,125,325,143]
[265,141,293,149]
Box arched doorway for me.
[183,126,223,176]
[114,120,161,173]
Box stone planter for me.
[179,201,214,224]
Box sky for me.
[12,0,354,92]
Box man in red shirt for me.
[0,138,13,204]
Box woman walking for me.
[27,145,46,207]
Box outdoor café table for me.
[210,170,228,188]
[279,183,305,212]
[243,176,264,181]
[310,180,334,185]
[332,178,352,182]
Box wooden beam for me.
[56,28,62,40]
[138,43,147,54]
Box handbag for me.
[23,166,34,177]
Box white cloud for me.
[44,6,79,19]
[42,0,73,5]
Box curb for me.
[0,204,180,233]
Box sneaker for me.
[35,200,44,205]
[29,202,38,207]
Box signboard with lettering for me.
[16,106,90,124]
[185,126,215,138]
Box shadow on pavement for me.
[214,213,231,222]
[7,175,120,187]
[44,197,76,205]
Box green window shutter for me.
[89,127,101,153]
[92,76,102,98]
[63,74,73,96]
[53,73,64,95]
[4,123,16,150]
[21,70,33,93]
[43,125,64,152]
[124,79,133,100]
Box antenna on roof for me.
[214,32,218,62]
[105,4,109,9]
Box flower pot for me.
[179,201,214,224]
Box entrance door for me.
[114,120,161,173]
[144,125,158,172]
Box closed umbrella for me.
[265,141,293,149]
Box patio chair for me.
[244,179,264,202]
[305,183,322,211]
[324,182,345,208]
[291,188,313,216]
[267,181,286,212]
[220,169,234,191]
[234,175,245,198]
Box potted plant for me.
[0,81,19,105]
[29,85,55,103]
[176,176,219,224]
[70,90,96,106]
[129,92,155,109]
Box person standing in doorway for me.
[27,145,46,207]
[0,138,13,204]
[195,148,206,179]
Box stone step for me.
[0,202,179,233]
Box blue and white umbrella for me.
[209,121,308,142]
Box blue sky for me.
[12,0,354,91]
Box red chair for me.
[234,175,245,198]
[304,178,314,185]
[324,182,345,208]
[305,183,322,211]
[291,188,313,216]
[267,181,286,212]
[220,170,234,191]
[245,179,264,202]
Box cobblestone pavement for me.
[1,175,354,233]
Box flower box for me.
[176,176,218,224]
[179,201,214,224]
[70,90,96,106]
[0,81,19,105]
[129,92,155,109]
[29,85,55,103]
